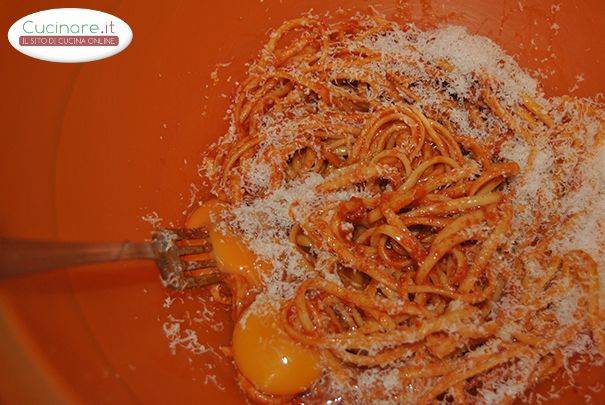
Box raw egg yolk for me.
[186,200,271,287]
[208,225,271,287]
[186,199,223,228]
[232,305,321,396]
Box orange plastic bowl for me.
[1,0,604,403]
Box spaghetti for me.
[195,12,605,404]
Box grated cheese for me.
[225,173,368,302]
[191,13,605,403]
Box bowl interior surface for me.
[1,0,604,403]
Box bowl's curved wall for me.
[1,0,604,403]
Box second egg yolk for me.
[232,304,322,396]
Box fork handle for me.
[0,238,155,278]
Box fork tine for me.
[153,225,223,291]
[169,227,209,240]
[177,243,212,256]
[183,259,217,271]
[183,272,224,288]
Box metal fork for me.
[0,228,222,289]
